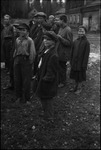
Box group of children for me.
[1,13,90,122]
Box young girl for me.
[70,25,90,94]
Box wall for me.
[83,11,100,31]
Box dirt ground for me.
[1,44,100,149]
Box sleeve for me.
[13,38,18,58]
[70,42,74,65]
[42,55,59,82]
[82,41,90,69]
[29,39,36,64]
[59,30,73,46]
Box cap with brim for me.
[35,12,47,18]
[78,25,87,32]
[17,23,30,31]
[13,23,19,28]
[44,31,58,42]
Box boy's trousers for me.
[40,98,54,120]
[14,56,32,102]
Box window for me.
[76,15,80,23]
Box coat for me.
[29,23,44,53]
[57,26,73,62]
[35,46,59,99]
[70,36,90,71]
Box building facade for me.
[65,0,101,31]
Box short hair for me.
[4,14,11,19]
[60,15,67,23]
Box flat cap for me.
[44,31,58,42]
[34,12,47,18]
[78,25,87,32]
[17,23,30,31]
[49,15,55,19]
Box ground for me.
[1,31,100,149]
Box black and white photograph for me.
[1,0,100,149]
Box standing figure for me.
[35,31,59,122]
[70,25,90,94]
[1,14,14,72]
[57,15,73,87]
[1,22,4,62]
[49,15,60,34]
[29,12,47,77]
[13,23,36,104]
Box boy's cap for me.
[78,25,87,32]
[18,23,30,31]
[44,31,58,42]
[49,15,55,19]
[12,20,22,28]
[34,12,47,18]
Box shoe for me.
[26,101,31,105]
[15,98,21,104]
[58,83,65,88]
[69,86,77,92]
[2,85,14,90]
[74,89,82,95]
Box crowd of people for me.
[1,12,90,122]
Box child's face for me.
[43,38,55,48]
[78,27,85,37]
[19,28,28,37]
[4,16,10,25]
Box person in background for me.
[1,22,4,31]
[13,23,36,104]
[70,25,90,94]
[30,12,47,77]
[1,23,4,62]
[57,15,73,88]
[50,16,60,34]
[2,22,20,90]
[29,19,33,29]
[1,14,14,73]
[46,15,55,31]
[35,31,59,123]
[29,14,39,40]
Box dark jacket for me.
[29,23,43,53]
[57,26,73,62]
[70,36,90,71]
[36,46,59,99]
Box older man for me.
[57,15,73,87]
[29,12,48,77]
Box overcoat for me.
[35,46,59,99]
[70,36,90,71]
[29,24,43,53]
[57,26,73,62]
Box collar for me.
[4,23,10,27]
[44,45,55,54]
[44,48,50,54]
[44,45,55,53]
[61,23,67,29]
[77,35,86,40]
[19,35,28,41]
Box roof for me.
[85,0,100,7]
